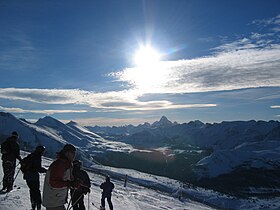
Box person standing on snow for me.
[70,160,91,210]
[1,131,22,192]
[42,144,78,210]
[100,175,114,210]
[22,145,47,210]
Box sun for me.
[134,46,160,67]
[127,45,168,93]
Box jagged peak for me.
[152,116,174,127]
[159,115,169,122]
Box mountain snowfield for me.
[0,152,279,210]
[195,140,280,178]
[88,116,280,179]
[0,112,280,209]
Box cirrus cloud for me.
[0,88,216,112]
[0,105,88,114]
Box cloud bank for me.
[0,105,87,114]
[0,88,215,112]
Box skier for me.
[42,144,78,210]
[70,160,91,210]
[100,175,114,210]
[22,145,47,210]
[1,131,22,192]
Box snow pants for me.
[27,180,42,209]
[2,160,15,190]
[101,194,113,210]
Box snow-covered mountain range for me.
[0,112,279,196]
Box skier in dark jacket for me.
[100,175,114,210]
[70,160,91,210]
[23,145,47,210]
[1,131,22,192]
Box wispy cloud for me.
[0,88,216,112]
[113,45,280,94]
[251,14,280,32]
[112,14,280,94]
[0,105,87,114]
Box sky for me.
[0,0,280,126]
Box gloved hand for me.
[82,187,90,195]
[66,180,75,188]
[66,180,80,189]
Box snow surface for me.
[195,140,280,178]
[1,151,279,210]
[0,152,213,210]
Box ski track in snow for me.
[0,157,213,210]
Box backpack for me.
[20,154,35,173]
[1,140,10,155]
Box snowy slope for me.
[1,152,279,210]
[0,113,143,166]
[0,152,213,210]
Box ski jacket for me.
[100,181,114,196]
[23,152,47,181]
[42,156,73,208]
[1,137,21,161]
[73,168,91,193]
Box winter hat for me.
[11,131,19,138]
[105,175,110,182]
[62,144,76,153]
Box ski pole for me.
[66,188,76,210]
[13,167,21,183]
[68,193,84,210]
[88,192,90,210]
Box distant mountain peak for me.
[152,116,174,127]
[160,115,169,122]
[36,116,64,126]
[67,120,78,126]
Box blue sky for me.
[0,0,280,125]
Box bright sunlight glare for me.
[126,45,170,93]
[134,46,160,67]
